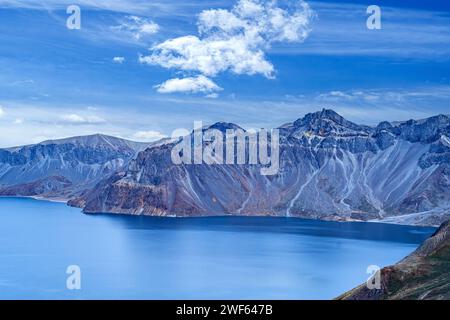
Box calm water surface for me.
[0,197,435,299]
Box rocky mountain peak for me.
[389,114,450,143]
[304,108,345,122]
[206,122,244,133]
[376,121,393,131]
[0,134,149,189]
[291,108,371,137]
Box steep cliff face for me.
[338,220,450,300]
[72,110,450,225]
[0,176,73,198]
[0,134,148,199]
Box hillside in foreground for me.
[338,220,450,300]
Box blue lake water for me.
[0,197,435,300]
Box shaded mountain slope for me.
[0,134,148,199]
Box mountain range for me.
[0,134,148,200]
[1,109,449,226]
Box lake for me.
[0,197,435,300]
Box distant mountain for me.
[68,109,450,226]
[0,134,149,200]
[338,220,450,300]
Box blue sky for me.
[0,0,449,147]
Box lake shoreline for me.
[0,195,442,228]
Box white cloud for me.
[155,75,223,94]
[314,88,441,105]
[316,91,355,101]
[0,105,4,117]
[140,35,275,78]
[141,0,314,92]
[14,118,23,124]
[206,93,219,99]
[0,0,174,15]
[61,114,106,124]
[10,79,35,87]
[132,130,166,141]
[0,102,177,147]
[113,15,159,41]
[113,56,125,64]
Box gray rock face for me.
[0,176,72,197]
[73,109,450,226]
[0,134,148,199]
